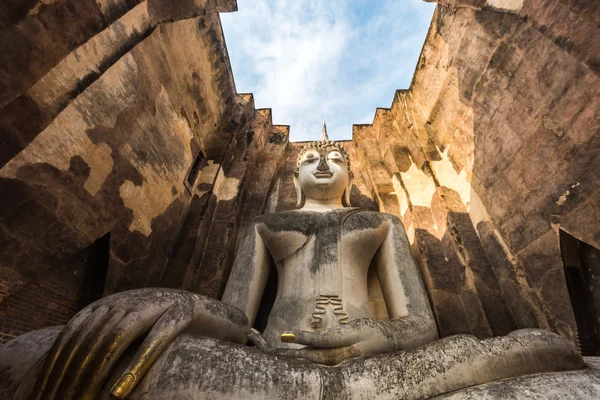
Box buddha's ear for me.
[343,171,354,207]
[293,172,303,208]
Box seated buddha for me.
[0,125,590,400]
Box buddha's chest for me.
[256,210,388,267]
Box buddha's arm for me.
[31,222,271,400]
[221,222,273,327]
[372,214,439,348]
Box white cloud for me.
[221,0,435,141]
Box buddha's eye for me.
[327,151,344,162]
[303,153,317,164]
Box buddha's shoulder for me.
[343,210,394,231]
[252,209,402,234]
[379,212,403,224]
[252,210,320,234]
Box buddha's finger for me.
[283,326,364,348]
[76,301,176,400]
[110,303,193,399]
[297,345,361,365]
[246,328,269,350]
[41,305,111,399]
[56,307,127,400]
[29,305,95,400]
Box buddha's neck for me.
[301,198,344,212]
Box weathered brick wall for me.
[351,1,600,343]
[0,0,263,344]
[0,233,110,342]
[161,105,292,299]
[0,280,84,343]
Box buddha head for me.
[294,122,353,208]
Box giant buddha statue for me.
[0,124,597,400]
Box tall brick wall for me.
[0,233,110,342]
[349,2,600,343]
[0,280,85,343]
[0,0,281,344]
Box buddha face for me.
[295,146,352,206]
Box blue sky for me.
[221,0,436,141]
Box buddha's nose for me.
[317,156,330,171]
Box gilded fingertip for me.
[110,373,135,398]
[281,331,296,343]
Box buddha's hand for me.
[31,288,248,400]
[281,316,437,365]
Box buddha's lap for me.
[0,328,587,400]
[110,329,586,399]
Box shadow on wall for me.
[440,4,597,340]
[0,3,242,344]
[385,3,599,345]
[411,199,518,339]
[467,7,599,343]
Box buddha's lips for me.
[313,171,333,178]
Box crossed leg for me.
[1,328,587,400]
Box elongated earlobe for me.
[293,174,304,208]
[343,172,354,207]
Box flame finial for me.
[320,120,329,141]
